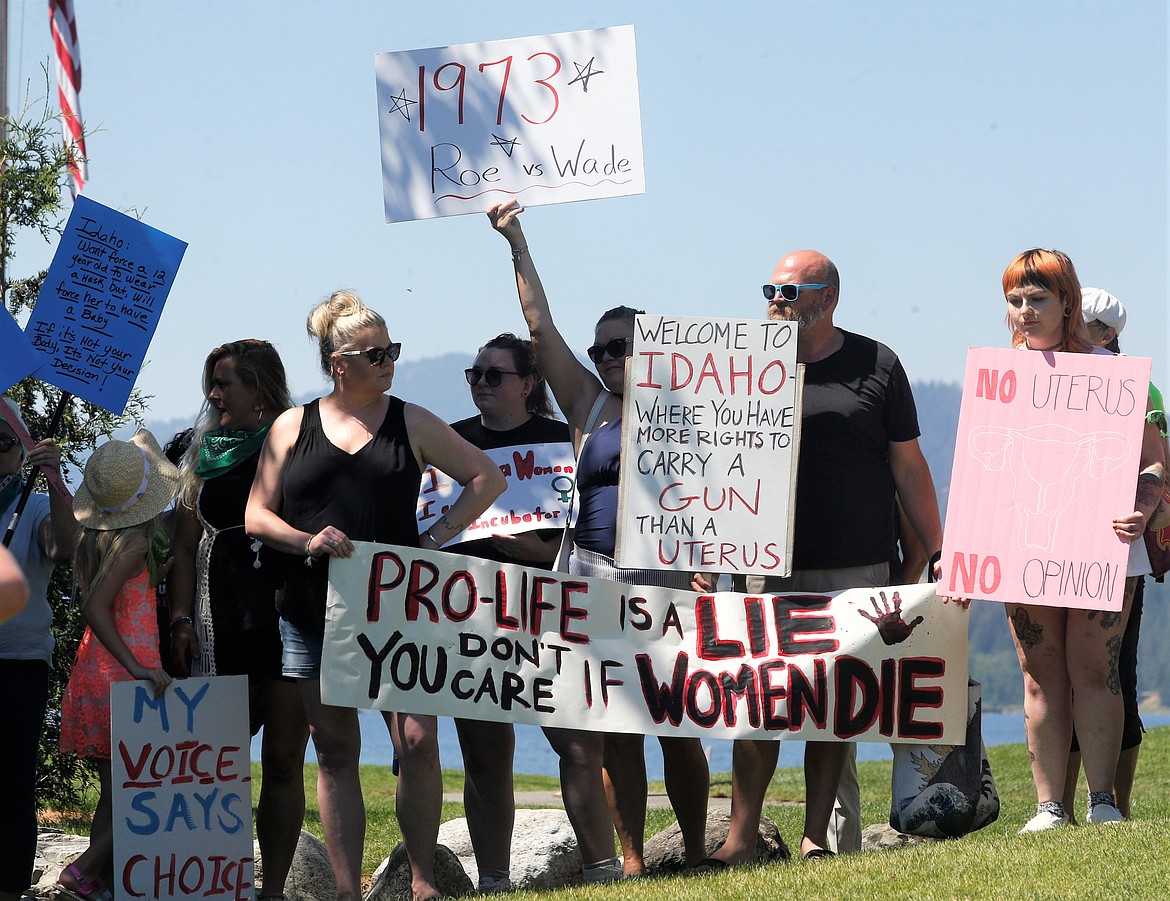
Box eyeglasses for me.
[0,435,20,453]
[465,367,520,387]
[586,337,634,363]
[761,283,830,302]
[336,342,401,366]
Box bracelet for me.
[170,616,195,631]
[305,531,316,557]
[511,246,528,262]
[422,531,442,549]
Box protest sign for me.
[614,315,801,575]
[0,306,40,393]
[417,442,575,547]
[375,26,645,222]
[322,542,969,744]
[942,347,1151,610]
[24,195,187,414]
[111,676,253,901]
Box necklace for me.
[1025,338,1064,352]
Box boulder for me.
[643,808,790,872]
[280,830,337,901]
[860,823,938,851]
[431,809,584,890]
[366,844,474,900]
[31,830,89,898]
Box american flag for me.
[49,0,88,196]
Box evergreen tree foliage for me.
[3,95,148,810]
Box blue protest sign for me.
[24,196,187,414]
[0,306,40,393]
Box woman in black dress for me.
[169,339,309,901]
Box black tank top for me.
[276,396,422,634]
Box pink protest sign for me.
[942,347,1151,610]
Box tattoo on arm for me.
[1137,468,1165,509]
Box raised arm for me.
[29,439,78,563]
[487,201,606,434]
[406,404,506,548]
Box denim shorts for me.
[279,617,323,679]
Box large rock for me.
[31,830,89,898]
[366,844,474,900]
[280,830,337,901]
[860,823,938,851]
[431,809,584,890]
[643,809,790,872]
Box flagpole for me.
[1,0,8,137]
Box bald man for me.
[706,250,944,863]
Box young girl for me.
[56,431,178,901]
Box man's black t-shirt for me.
[793,330,921,569]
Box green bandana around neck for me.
[195,426,271,479]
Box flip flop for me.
[802,848,836,861]
[693,857,731,871]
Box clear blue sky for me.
[6,0,1166,422]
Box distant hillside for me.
[146,364,1170,712]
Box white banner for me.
[375,26,645,222]
[111,677,253,901]
[321,543,969,744]
[417,442,576,546]
[616,315,801,575]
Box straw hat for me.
[74,430,179,530]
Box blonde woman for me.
[246,292,504,901]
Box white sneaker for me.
[1087,803,1125,825]
[1019,810,1070,834]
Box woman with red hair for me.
[1000,249,1165,833]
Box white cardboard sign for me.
[321,542,969,745]
[111,677,253,901]
[616,315,801,575]
[375,26,645,222]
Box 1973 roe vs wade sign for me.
[616,315,801,575]
[375,26,645,222]
[321,543,969,743]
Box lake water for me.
[254,711,1170,779]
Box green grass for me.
[45,728,1170,897]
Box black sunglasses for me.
[586,337,634,363]
[465,367,520,387]
[0,435,20,453]
[336,342,401,366]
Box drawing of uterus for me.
[968,423,1129,551]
